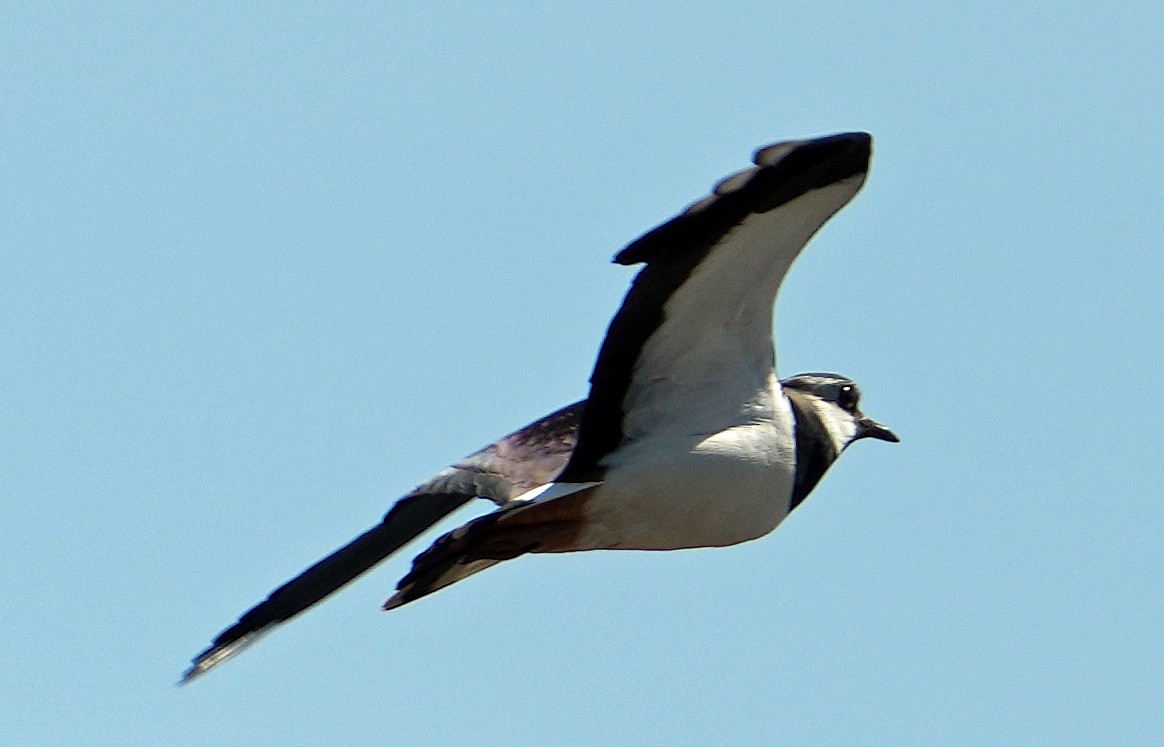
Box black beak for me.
[856,416,899,443]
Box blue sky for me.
[4,3,1163,745]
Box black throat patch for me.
[785,391,840,511]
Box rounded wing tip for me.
[753,131,872,168]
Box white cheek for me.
[811,402,859,452]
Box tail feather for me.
[383,483,599,610]
[382,510,526,610]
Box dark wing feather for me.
[181,400,584,683]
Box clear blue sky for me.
[4,3,1163,745]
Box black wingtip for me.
[179,495,473,683]
[614,131,872,268]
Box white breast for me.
[577,378,796,551]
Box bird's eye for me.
[837,385,859,412]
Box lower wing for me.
[180,400,584,684]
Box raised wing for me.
[181,400,584,683]
[182,132,873,682]
[557,133,871,482]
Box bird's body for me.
[574,382,795,551]
[183,131,897,683]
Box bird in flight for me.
[182,131,897,684]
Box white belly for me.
[576,418,796,551]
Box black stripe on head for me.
[558,133,871,482]
[785,389,840,511]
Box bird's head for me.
[782,373,898,452]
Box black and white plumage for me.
[182,131,897,684]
